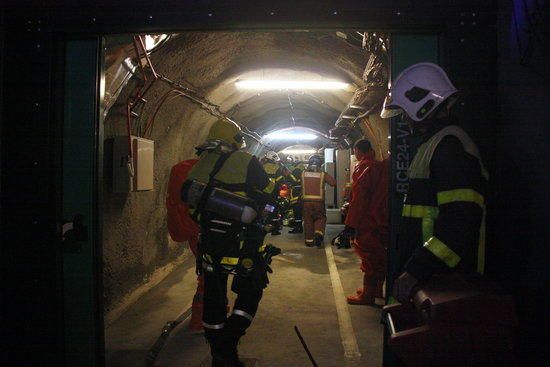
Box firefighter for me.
[261,151,299,235]
[381,62,488,304]
[185,119,278,367]
[262,151,299,186]
[301,155,336,247]
[344,138,390,305]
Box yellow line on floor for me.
[324,244,362,366]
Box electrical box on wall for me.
[113,136,154,192]
[324,161,336,207]
[335,149,351,208]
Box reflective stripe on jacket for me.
[400,124,488,280]
[302,171,326,201]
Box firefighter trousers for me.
[290,200,303,228]
[353,227,388,281]
[202,268,265,351]
[303,201,327,244]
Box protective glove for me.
[340,202,350,216]
[392,272,419,304]
[261,244,282,273]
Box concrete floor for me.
[105,225,384,367]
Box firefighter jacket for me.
[353,151,376,182]
[187,147,276,272]
[263,160,298,187]
[399,122,488,282]
[301,170,337,202]
[346,151,376,202]
[345,157,389,233]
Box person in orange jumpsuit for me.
[301,155,337,247]
[345,139,390,305]
[166,158,204,331]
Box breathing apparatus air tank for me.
[181,179,259,224]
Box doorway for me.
[60,30,440,367]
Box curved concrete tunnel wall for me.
[102,31,389,315]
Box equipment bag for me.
[166,159,200,243]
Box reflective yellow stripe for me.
[203,254,239,266]
[436,189,486,273]
[263,180,276,194]
[345,182,352,188]
[402,205,438,218]
[437,189,485,207]
[315,230,324,236]
[424,236,461,268]
[402,205,439,242]
[220,257,239,266]
[258,244,266,252]
[303,194,323,200]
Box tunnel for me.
[101,31,390,366]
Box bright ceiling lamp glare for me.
[281,148,317,154]
[144,34,170,52]
[264,131,318,141]
[235,80,349,91]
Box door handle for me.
[62,214,88,253]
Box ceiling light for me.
[264,132,318,141]
[282,148,318,154]
[236,80,349,91]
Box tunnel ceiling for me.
[137,31,371,147]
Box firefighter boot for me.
[219,333,245,367]
[206,332,226,367]
[314,232,324,248]
[347,276,376,305]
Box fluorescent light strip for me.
[265,132,317,141]
[282,149,317,154]
[236,80,349,90]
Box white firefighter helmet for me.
[265,151,280,162]
[381,62,458,122]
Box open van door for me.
[61,38,105,366]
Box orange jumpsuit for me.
[166,159,203,331]
[345,156,390,302]
[301,170,336,245]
